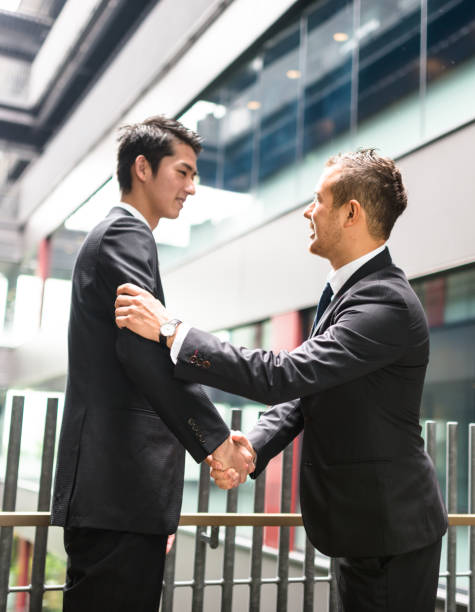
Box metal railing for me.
[0,396,474,611]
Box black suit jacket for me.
[51,207,229,535]
[174,249,447,556]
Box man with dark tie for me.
[114,149,447,611]
[51,116,253,612]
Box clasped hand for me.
[206,431,256,489]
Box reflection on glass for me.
[412,266,475,511]
[304,0,354,154]
[425,0,475,138]
[258,21,300,182]
[356,0,421,154]
[413,266,475,589]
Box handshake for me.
[206,431,256,489]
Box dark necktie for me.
[310,282,334,336]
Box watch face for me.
[161,322,175,337]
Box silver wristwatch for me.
[159,318,182,347]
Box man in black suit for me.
[115,149,447,611]
[51,116,253,612]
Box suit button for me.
[202,360,210,368]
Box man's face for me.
[303,165,344,260]
[144,141,198,220]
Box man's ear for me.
[132,155,149,183]
[344,199,361,227]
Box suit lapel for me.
[312,248,392,336]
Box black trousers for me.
[63,527,167,612]
[335,537,442,612]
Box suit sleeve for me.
[174,285,410,405]
[97,216,230,462]
[247,399,304,478]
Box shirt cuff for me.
[170,322,191,364]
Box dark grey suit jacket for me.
[51,207,229,535]
[174,249,447,557]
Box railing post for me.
[446,422,457,612]
[329,557,340,612]
[249,412,266,612]
[0,396,25,612]
[221,409,241,612]
[303,536,315,612]
[469,424,475,612]
[30,398,58,612]
[425,420,437,465]
[277,443,293,612]
[191,461,211,612]
[161,532,177,612]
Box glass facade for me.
[49,0,475,274]
[161,0,475,269]
[412,265,475,512]
[412,265,475,587]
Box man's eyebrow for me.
[178,161,197,175]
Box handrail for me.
[1,512,474,527]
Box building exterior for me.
[0,0,474,608]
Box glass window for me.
[211,59,260,193]
[425,0,475,139]
[413,266,475,588]
[303,0,354,156]
[257,21,300,183]
[356,0,422,155]
[47,0,475,274]
[412,266,475,516]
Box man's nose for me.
[185,180,196,195]
[303,202,315,219]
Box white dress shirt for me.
[327,243,386,296]
[170,244,387,364]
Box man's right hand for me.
[207,431,256,489]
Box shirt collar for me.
[115,202,151,229]
[327,244,387,297]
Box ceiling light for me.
[286,69,301,79]
[333,32,349,42]
[247,100,261,110]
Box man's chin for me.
[308,240,319,255]
[163,210,181,220]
